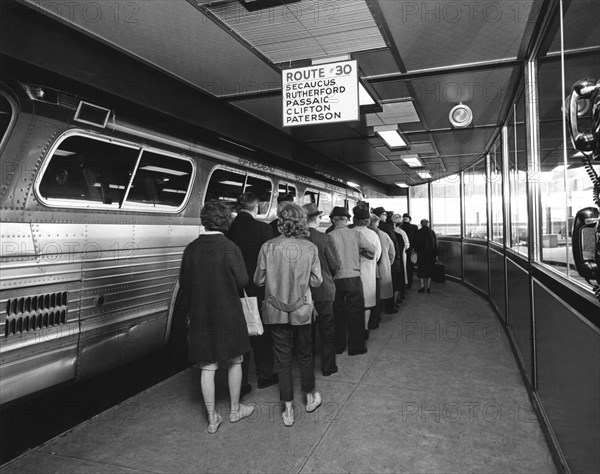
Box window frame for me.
[0,90,18,156]
[34,129,196,214]
[244,171,274,218]
[203,165,274,216]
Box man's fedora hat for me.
[330,206,351,218]
[353,207,371,220]
[302,203,323,219]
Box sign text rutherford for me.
[282,60,358,127]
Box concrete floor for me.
[1,281,557,473]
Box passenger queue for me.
[179,193,439,433]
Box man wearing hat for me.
[400,213,419,289]
[372,207,401,312]
[353,207,382,339]
[227,192,279,396]
[329,206,377,356]
[303,203,341,376]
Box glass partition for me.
[537,7,600,285]
[489,137,504,244]
[409,183,429,224]
[431,175,460,236]
[508,91,529,255]
[464,160,488,240]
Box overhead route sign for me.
[282,60,358,127]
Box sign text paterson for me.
[282,60,358,127]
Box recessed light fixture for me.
[374,125,407,149]
[417,171,432,179]
[401,154,422,168]
[359,83,376,106]
[394,182,409,188]
[449,103,473,128]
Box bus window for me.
[38,135,138,207]
[303,189,319,205]
[277,183,297,202]
[124,150,193,210]
[333,193,345,208]
[320,192,333,217]
[245,174,272,216]
[205,168,245,207]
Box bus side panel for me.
[0,254,81,403]
[44,223,199,379]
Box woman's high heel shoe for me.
[418,288,425,293]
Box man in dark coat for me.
[372,207,400,313]
[400,213,419,289]
[303,203,341,376]
[227,192,278,393]
[414,219,438,293]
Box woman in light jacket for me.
[254,203,323,427]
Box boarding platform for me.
[1,281,556,473]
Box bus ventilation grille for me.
[4,292,69,338]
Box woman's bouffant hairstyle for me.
[353,216,371,227]
[200,199,233,232]
[368,214,380,230]
[277,203,309,238]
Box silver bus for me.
[0,79,362,404]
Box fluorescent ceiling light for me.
[219,180,244,186]
[394,182,409,188]
[347,181,360,187]
[138,166,188,176]
[402,155,422,168]
[359,83,376,106]
[376,130,407,148]
[417,171,432,179]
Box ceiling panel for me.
[374,0,542,71]
[206,0,387,64]
[230,96,290,132]
[354,49,401,76]
[409,67,516,130]
[309,140,386,164]
[26,0,282,98]
[351,161,401,176]
[432,128,495,158]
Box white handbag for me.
[241,291,264,336]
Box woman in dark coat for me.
[179,200,254,434]
[413,219,438,293]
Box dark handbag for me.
[432,262,446,283]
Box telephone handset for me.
[567,78,600,297]
[568,78,600,153]
[572,207,599,284]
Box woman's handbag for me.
[410,251,418,264]
[241,291,264,336]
